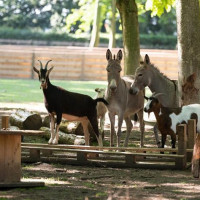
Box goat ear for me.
[33,67,39,74]
[106,49,112,61]
[116,50,123,61]
[144,96,149,100]
[144,54,150,65]
[47,66,54,76]
[95,88,100,92]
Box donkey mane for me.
[149,63,177,90]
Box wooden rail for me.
[21,119,197,170]
[0,45,178,81]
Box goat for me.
[33,60,108,146]
[95,88,107,138]
[144,93,200,148]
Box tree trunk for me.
[176,0,200,105]
[116,0,140,75]
[109,0,116,48]
[89,0,101,47]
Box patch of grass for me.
[83,182,95,188]
[96,192,108,197]
[0,79,107,103]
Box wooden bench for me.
[0,116,46,188]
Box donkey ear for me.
[116,50,123,61]
[144,54,150,65]
[106,49,112,61]
[33,67,39,74]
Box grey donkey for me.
[105,49,145,147]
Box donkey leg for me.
[52,113,62,145]
[124,116,133,147]
[116,114,123,147]
[108,112,115,147]
[81,120,90,146]
[48,113,55,144]
[137,109,145,147]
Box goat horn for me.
[38,60,43,69]
[45,60,52,69]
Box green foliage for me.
[145,0,176,17]
[0,0,78,30]
[0,26,88,42]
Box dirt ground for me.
[1,129,200,200]
[0,104,200,200]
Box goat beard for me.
[40,83,47,89]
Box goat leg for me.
[88,115,103,147]
[52,113,62,144]
[81,120,90,146]
[48,114,55,144]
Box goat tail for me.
[132,114,138,122]
[95,98,109,106]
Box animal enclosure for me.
[0,45,178,81]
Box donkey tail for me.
[95,98,109,106]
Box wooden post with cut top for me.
[175,124,187,169]
[187,119,196,162]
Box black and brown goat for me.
[144,93,200,149]
[33,60,108,146]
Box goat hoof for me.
[48,138,53,144]
[52,139,58,145]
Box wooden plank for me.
[21,146,184,158]
[21,142,179,153]
[0,130,46,136]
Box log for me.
[40,127,77,144]
[10,109,42,130]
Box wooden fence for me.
[0,45,178,81]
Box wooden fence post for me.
[31,52,35,79]
[2,116,9,129]
[175,124,187,169]
[187,119,196,161]
[192,134,200,178]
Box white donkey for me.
[105,49,145,147]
